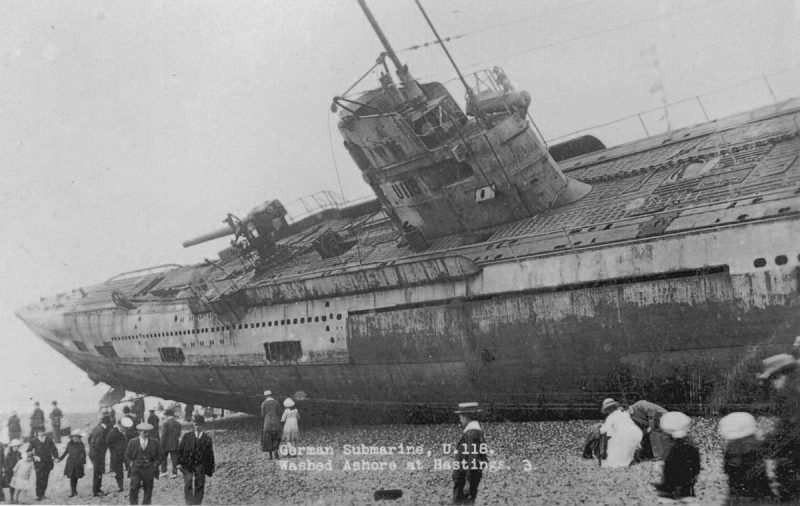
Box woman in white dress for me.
[280,398,300,457]
[599,398,643,468]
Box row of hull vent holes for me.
[111,313,344,341]
[753,254,797,268]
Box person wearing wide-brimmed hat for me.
[177,415,215,504]
[759,353,800,501]
[58,430,87,497]
[599,398,642,468]
[88,414,111,497]
[260,390,282,459]
[10,448,35,504]
[1,439,23,500]
[280,398,300,457]
[107,416,132,493]
[718,412,773,501]
[653,411,700,501]
[451,402,488,504]
[124,422,161,505]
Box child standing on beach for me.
[11,451,35,504]
[59,430,87,497]
[280,398,300,457]
[653,411,700,501]
[718,412,773,502]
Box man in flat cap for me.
[125,422,161,505]
[759,353,800,501]
[178,415,215,504]
[451,402,489,504]
[260,390,282,459]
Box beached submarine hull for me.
[16,99,800,418]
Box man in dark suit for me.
[88,415,111,497]
[178,415,215,505]
[125,422,161,505]
[107,417,132,492]
[29,402,45,440]
[30,428,58,500]
[147,409,160,442]
[160,408,182,477]
[260,390,282,459]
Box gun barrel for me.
[182,226,235,248]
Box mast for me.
[412,0,482,121]
[355,0,424,101]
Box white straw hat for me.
[660,411,691,438]
[718,412,757,440]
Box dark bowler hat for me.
[454,402,482,414]
[193,414,205,425]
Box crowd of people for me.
[0,401,64,502]
[0,400,217,505]
[2,344,798,505]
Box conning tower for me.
[334,0,591,249]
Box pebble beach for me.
[12,413,744,505]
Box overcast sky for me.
[1,0,798,415]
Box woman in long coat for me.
[59,431,86,497]
[599,398,642,468]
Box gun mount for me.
[183,199,289,261]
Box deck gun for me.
[182,200,288,260]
